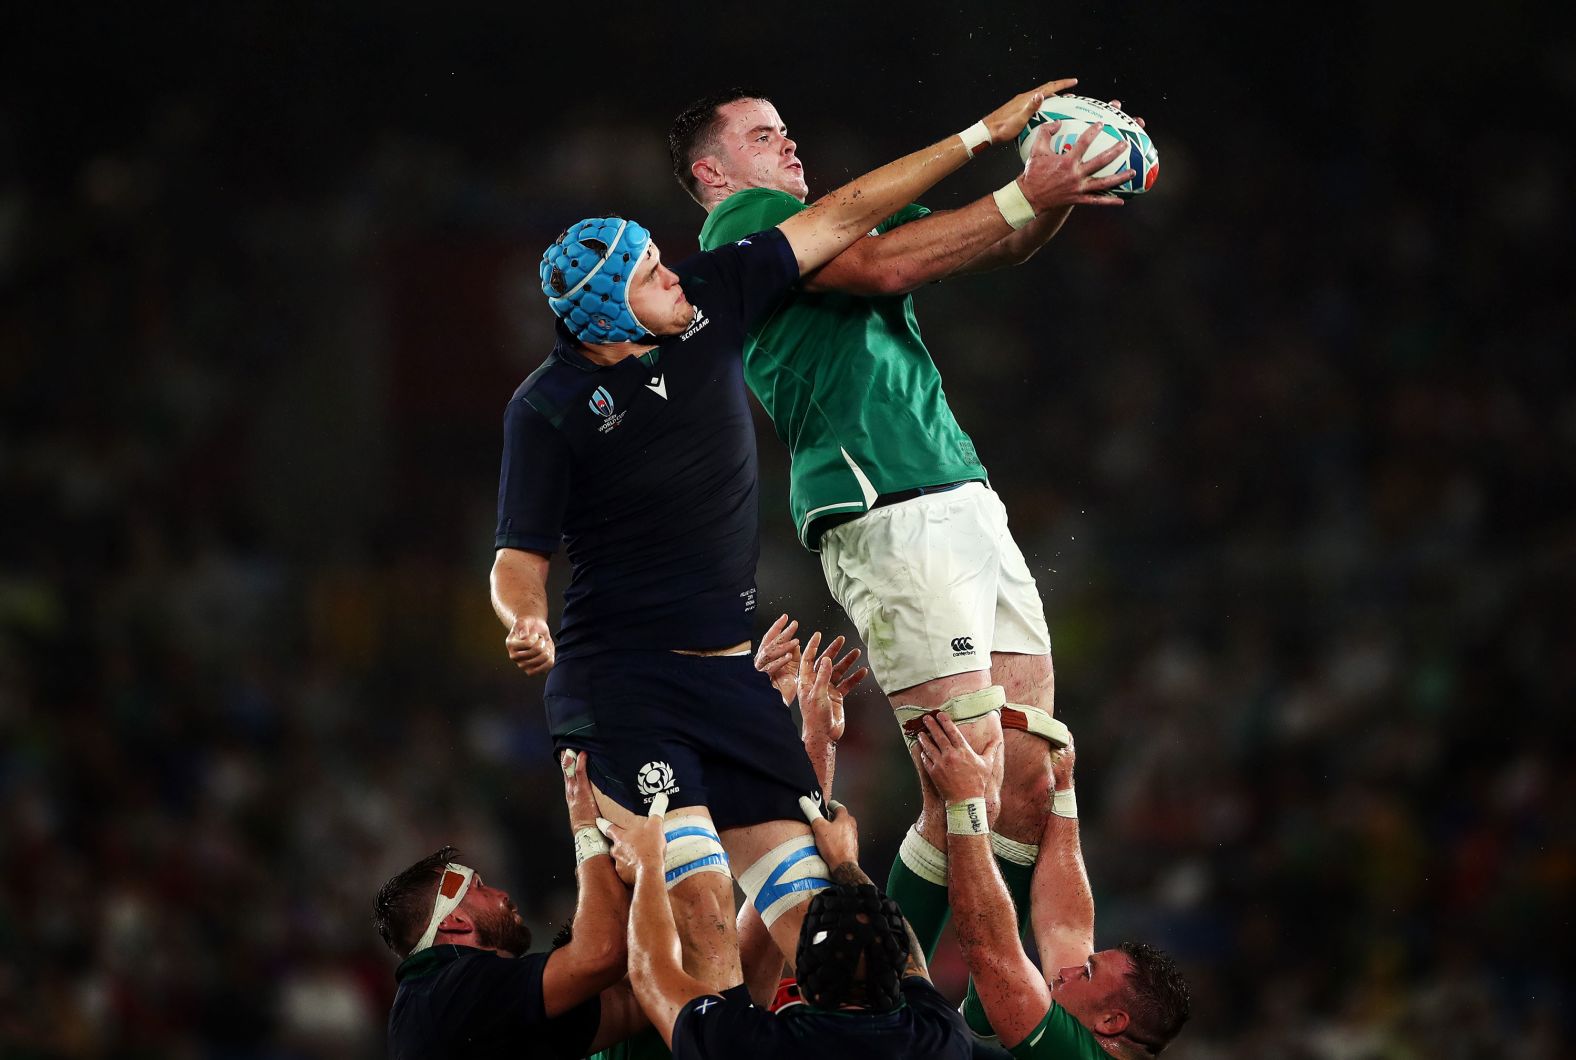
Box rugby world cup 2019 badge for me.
[637,760,680,802]
[589,386,626,434]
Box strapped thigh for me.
[662,816,732,889]
[893,685,1006,748]
[737,835,831,927]
[1000,703,1070,749]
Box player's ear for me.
[437,910,476,939]
[691,155,726,191]
[1094,1007,1130,1038]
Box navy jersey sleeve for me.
[901,977,975,1058]
[454,952,601,1059]
[671,985,776,1060]
[676,226,799,335]
[495,397,571,554]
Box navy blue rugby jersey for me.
[388,945,599,1060]
[495,227,798,658]
[670,979,973,1060]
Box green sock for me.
[963,851,1037,1038]
[886,831,952,961]
[995,852,1036,938]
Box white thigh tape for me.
[662,816,731,889]
[896,685,1006,747]
[738,835,831,928]
[1001,704,1071,749]
[898,825,948,885]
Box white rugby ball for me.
[1016,94,1159,196]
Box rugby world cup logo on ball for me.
[637,760,679,797]
[1017,95,1159,195]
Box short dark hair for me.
[373,845,460,957]
[667,87,772,204]
[1117,942,1191,1053]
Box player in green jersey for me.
[915,712,1190,1057]
[670,83,1138,961]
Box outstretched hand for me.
[755,613,803,706]
[798,631,868,745]
[980,78,1079,146]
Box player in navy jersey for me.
[491,83,1067,998]
[376,752,648,1059]
[603,789,973,1059]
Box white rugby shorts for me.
[818,483,1051,693]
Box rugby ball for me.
[1016,95,1159,196]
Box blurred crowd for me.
[2,11,1573,1058]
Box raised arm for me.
[542,752,633,1015]
[804,115,1130,296]
[604,796,715,1048]
[490,547,556,675]
[800,796,930,982]
[775,82,1061,276]
[1031,734,1095,972]
[915,713,1052,1050]
[796,630,869,802]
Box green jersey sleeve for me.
[876,202,931,233]
[1009,1001,1107,1060]
[700,188,931,250]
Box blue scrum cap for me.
[540,217,653,344]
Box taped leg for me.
[737,833,831,930]
[894,684,1008,748]
[662,815,731,889]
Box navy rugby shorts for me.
[545,650,821,831]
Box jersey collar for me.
[394,943,483,983]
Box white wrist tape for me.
[992,179,1037,230]
[573,825,610,866]
[946,797,990,836]
[958,120,991,158]
[1052,786,1078,820]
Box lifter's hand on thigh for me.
[915,714,993,805]
[599,793,668,885]
[560,750,598,831]
[952,710,1005,822]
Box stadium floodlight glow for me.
[409,863,475,954]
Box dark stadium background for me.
[2,2,1570,1055]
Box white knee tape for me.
[1001,704,1070,748]
[662,816,731,890]
[898,825,948,885]
[990,832,1040,867]
[737,835,831,928]
[895,685,1006,747]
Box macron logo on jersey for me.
[679,307,710,343]
[646,373,667,400]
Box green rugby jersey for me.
[1009,1001,1106,1060]
[699,188,987,550]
